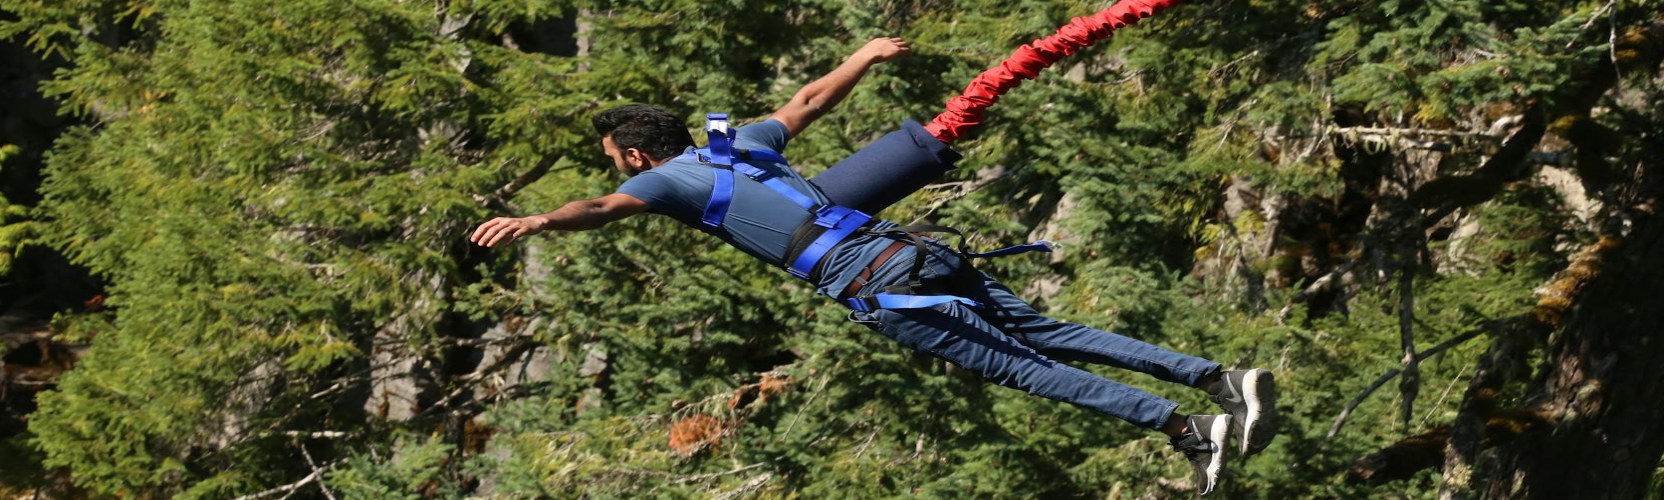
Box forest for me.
[2,0,1662,498]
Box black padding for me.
[809,119,962,215]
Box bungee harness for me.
[687,113,1052,312]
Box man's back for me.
[614,119,902,295]
[616,120,821,264]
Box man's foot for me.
[1170,414,1230,496]
[1205,368,1278,455]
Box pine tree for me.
[3,0,1662,497]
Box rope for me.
[924,0,1187,144]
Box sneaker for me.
[1205,368,1279,455]
[1170,414,1231,496]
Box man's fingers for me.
[500,228,527,247]
[881,38,910,59]
[474,223,502,246]
[492,224,520,247]
[483,223,532,248]
[471,218,506,243]
[477,221,512,247]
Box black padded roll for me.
[809,119,962,215]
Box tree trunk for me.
[1475,212,1664,499]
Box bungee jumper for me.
[469,0,1276,494]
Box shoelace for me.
[1169,434,1214,460]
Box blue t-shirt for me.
[616,119,908,297]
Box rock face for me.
[365,314,441,422]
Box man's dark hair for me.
[592,104,695,161]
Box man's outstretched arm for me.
[469,193,651,248]
[769,37,911,137]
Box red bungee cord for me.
[924,0,1186,144]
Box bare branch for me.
[279,431,350,439]
[1329,368,1401,439]
[911,167,1008,224]
[474,157,569,212]
[711,472,774,500]
[782,359,842,439]
[231,461,342,500]
[297,442,339,500]
[1276,261,1360,324]
[670,463,768,484]
[1397,255,1419,430]
[1329,325,1490,438]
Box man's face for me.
[601,134,645,177]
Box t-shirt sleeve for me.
[736,119,791,153]
[614,170,678,211]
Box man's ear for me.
[624,148,651,168]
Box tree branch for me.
[1275,261,1360,324]
[296,442,339,500]
[1329,325,1491,438]
[1396,251,1420,430]
[475,157,565,212]
[230,460,343,500]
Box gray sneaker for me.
[1206,368,1278,455]
[1170,414,1231,496]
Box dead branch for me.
[670,463,767,485]
[1329,325,1490,438]
[1275,261,1360,324]
[230,460,343,500]
[911,167,1008,224]
[296,441,338,500]
[711,472,774,500]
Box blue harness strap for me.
[701,167,734,228]
[696,114,872,279]
[844,293,980,313]
[692,112,1041,312]
[699,114,736,228]
[787,205,870,279]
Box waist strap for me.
[839,240,908,300]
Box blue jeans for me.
[847,240,1221,429]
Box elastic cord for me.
[924,0,1185,144]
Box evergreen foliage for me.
[1,0,1661,497]
[0,145,31,275]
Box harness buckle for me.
[706,113,729,133]
[844,296,881,313]
[706,114,734,165]
[737,158,774,181]
[812,205,857,228]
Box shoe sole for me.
[1201,415,1230,496]
[1239,369,1278,455]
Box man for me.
[469,37,1275,495]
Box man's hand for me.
[770,37,913,137]
[855,37,911,65]
[469,194,651,248]
[470,216,546,248]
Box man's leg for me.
[858,303,1184,429]
[857,303,1232,495]
[951,270,1222,387]
[809,119,960,215]
[950,269,1278,456]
